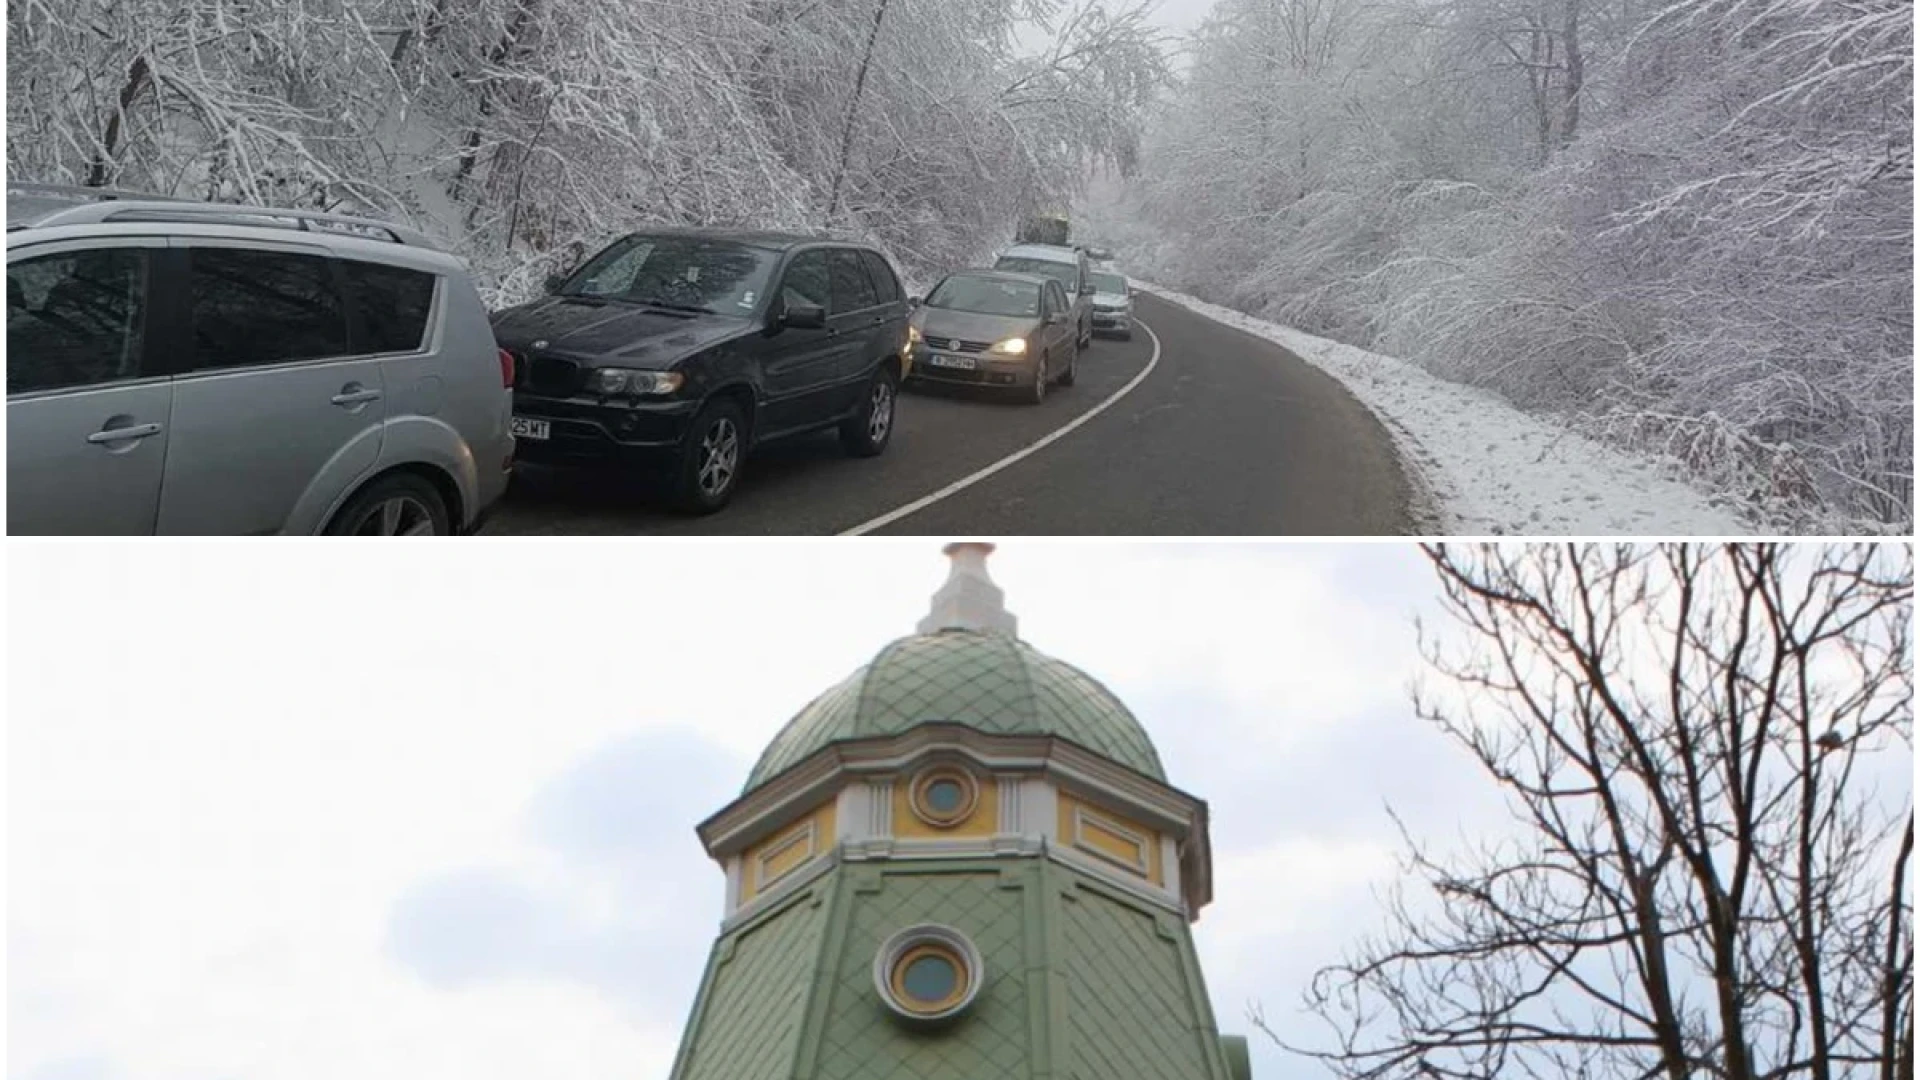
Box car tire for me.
[325,472,451,536]
[672,397,747,515]
[1026,352,1049,406]
[840,365,899,458]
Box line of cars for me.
[902,242,1135,405]
[5,185,1135,532]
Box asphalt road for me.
[482,292,1413,535]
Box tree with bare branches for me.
[1269,544,1913,1080]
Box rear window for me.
[860,250,901,303]
[993,256,1077,290]
[189,248,350,370]
[345,261,435,354]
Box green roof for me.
[746,630,1166,791]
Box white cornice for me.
[699,724,1203,855]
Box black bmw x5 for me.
[492,230,911,513]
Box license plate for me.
[928,354,977,370]
[510,417,550,440]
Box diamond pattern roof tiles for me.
[747,631,1165,792]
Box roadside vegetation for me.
[1094,0,1912,529]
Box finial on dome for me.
[917,542,1018,636]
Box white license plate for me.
[928,354,977,370]
[510,417,550,440]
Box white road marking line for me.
[838,319,1163,536]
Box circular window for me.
[874,924,984,1025]
[908,765,979,828]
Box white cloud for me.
[9,540,1440,1080]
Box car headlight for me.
[903,325,921,356]
[592,368,684,396]
[990,337,1027,355]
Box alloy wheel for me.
[355,495,438,536]
[698,417,741,497]
[867,381,894,444]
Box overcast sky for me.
[12,541,1545,1080]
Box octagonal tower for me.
[668,544,1251,1080]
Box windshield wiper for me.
[631,298,716,314]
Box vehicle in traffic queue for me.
[6,184,514,536]
[1088,270,1134,340]
[990,243,1094,351]
[905,270,1077,405]
[491,229,910,513]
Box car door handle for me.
[86,422,162,444]
[331,387,383,406]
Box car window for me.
[780,250,831,311]
[1091,272,1127,293]
[563,236,776,314]
[190,248,350,370]
[925,275,1040,318]
[859,250,901,303]
[345,261,436,354]
[828,249,878,314]
[1047,282,1067,314]
[7,246,147,394]
[992,256,1077,292]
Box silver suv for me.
[6,185,513,535]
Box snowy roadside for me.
[1137,284,1756,535]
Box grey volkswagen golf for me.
[6,185,515,535]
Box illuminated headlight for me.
[990,337,1027,355]
[592,368,684,396]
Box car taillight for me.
[498,348,515,389]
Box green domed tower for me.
[668,544,1251,1080]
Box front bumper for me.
[904,347,1043,388]
[509,392,700,468]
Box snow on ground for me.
[1139,283,1756,536]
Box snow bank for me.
[1139,283,1757,535]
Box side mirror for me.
[782,300,827,329]
[1046,312,1065,325]
[907,295,922,308]
[1078,284,1095,296]
[544,273,568,295]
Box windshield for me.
[992,256,1077,290]
[1090,272,1127,293]
[926,275,1040,318]
[559,235,777,314]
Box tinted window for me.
[7,247,147,394]
[780,250,831,310]
[190,248,349,369]
[829,250,878,314]
[345,261,436,353]
[859,250,901,303]
[925,275,1040,318]
[562,236,776,314]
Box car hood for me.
[913,307,1041,343]
[492,296,752,369]
[1091,290,1129,307]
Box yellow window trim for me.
[1071,805,1151,877]
[754,819,818,891]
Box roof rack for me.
[19,197,439,251]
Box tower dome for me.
[747,632,1166,791]
[747,542,1165,790]
[671,544,1246,1080]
